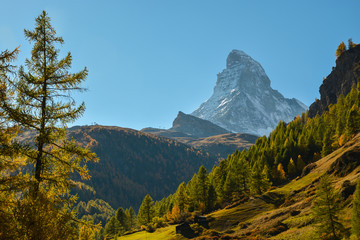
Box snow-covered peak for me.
[192,50,307,136]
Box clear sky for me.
[1,0,360,130]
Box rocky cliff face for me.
[192,50,307,136]
[309,44,360,117]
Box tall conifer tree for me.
[352,176,360,238]
[312,174,344,240]
[1,11,97,196]
[138,194,155,226]
[0,11,97,239]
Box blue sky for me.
[1,0,360,130]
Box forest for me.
[1,11,360,240]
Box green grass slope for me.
[118,133,360,239]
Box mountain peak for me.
[192,50,307,136]
[226,49,253,68]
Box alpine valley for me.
[3,8,360,240]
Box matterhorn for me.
[192,50,307,136]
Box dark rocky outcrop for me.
[309,44,360,117]
[171,111,230,138]
[327,147,360,177]
[301,163,317,177]
[142,112,258,159]
[141,111,229,139]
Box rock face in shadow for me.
[142,111,230,139]
[142,112,258,159]
[170,111,230,138]
[327,147,360,177]
[309,44,360,117]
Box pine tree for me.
[352,176,360,238]
[312,174,344,240]
[138,194,155,226]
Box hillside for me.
[111,43,360,240]
[179,133,258,158]
[117,133,360,239]
[67,125,217,209]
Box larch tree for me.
[104,216,121,239]
[137,194,155,226]
[175,182,188,213]
[352,176,360,238]
[336,41,346,59]
[250,162,271,195]
[287,158,297,178]
[195,165,209,206]
[0,11,98,239]
[296,155,305,174]
[126,206,137,230]
[115,207,128,232]
[312,174,344,240]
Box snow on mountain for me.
[192,50,307,136]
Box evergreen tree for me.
[137,194,155,226]
[104,216,122,238]
[222,171,237,201]
[336,94,346,138]
[195,166,209,206]
[186,173,198,210]
[352,176,360,238]
[312,174,344,240]
[346,105,360,137]
[237,158,250,192]
[127,207,137,230]
[321,128,333,157]
[206,183,217,211]
[115,207,128,232]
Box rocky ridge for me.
[309,44,360,117]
